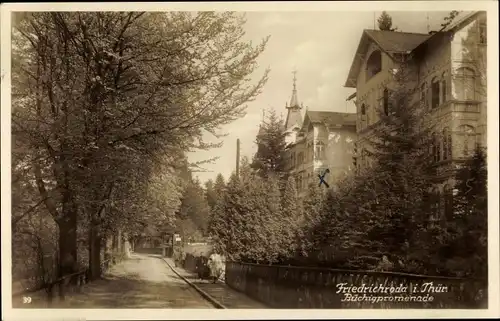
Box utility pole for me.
[236,138,240,178]
[426,12,430,33]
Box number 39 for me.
[23,296,32,304]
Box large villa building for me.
[282,74,357,198]
[344,11,487,218]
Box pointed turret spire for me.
[289,69,300,107]
[284,69,303,130]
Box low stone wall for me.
[225,262,487,309]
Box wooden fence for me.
[225,261,488,309]
[12,258,116,308]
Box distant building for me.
[344,11,487,218]
[283,73,357,198]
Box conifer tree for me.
[251,109,288,181]
[219,173,246,261]
[261,174,283,264]
[178,177,210,237]
[205,179,216,211]
[363,56,435,267]
[377,11,398,31]
[238,167,270,263]
[443,145,488,278]
[208,174,228,254]
[279,176,302,261]
[300,182,326,258]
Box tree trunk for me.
[111,233,117,250]
[88,222,102,280]
[57,213,78,278]
[124,232,131,259]
[106,236,113,253]
[117,229,123,253]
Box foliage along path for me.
[30,253,215,308]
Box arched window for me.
[383,88,389,115]
[442,127,452,160]
[443,184,453,219]
[441,72,447,105]
[366,50,382,80]
[420,82,428,107]
[457,125,476,157]
[361,103,366,115]
[455,67,475,101]
[431,76,440,108]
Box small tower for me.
[284,70,303,131]
[284,70,303,146]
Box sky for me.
[187,11,452,184]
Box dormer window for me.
[366,50,382,80]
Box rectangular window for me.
[431,81,440,108]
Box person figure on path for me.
[207,253,224,284]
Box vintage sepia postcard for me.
[1,1,499,320]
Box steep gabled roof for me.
[442,11,480,32]
[344,11,483,89]
[366,30,431,54]
[285,109,303,130]
[412,11,482,53]
[344,30,430,88]
[302,110,357,129]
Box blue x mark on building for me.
[318,168,330,188]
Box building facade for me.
[344,11,487,217]
[283,76,357,198]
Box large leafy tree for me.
[12,11,269,280]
